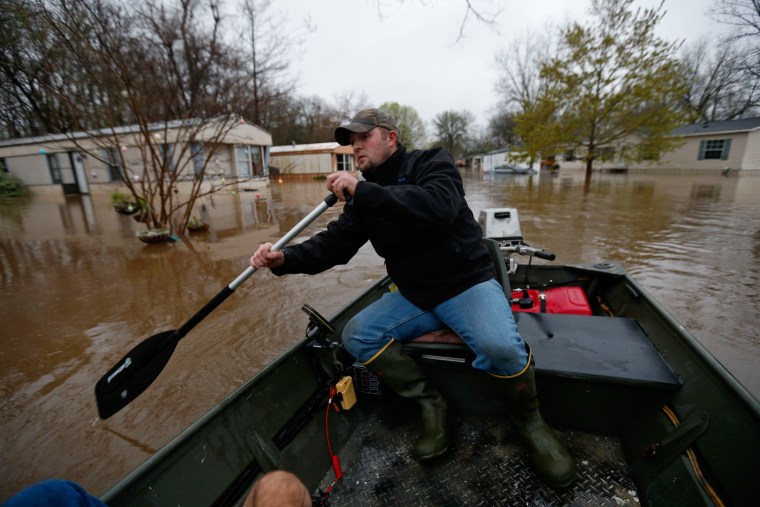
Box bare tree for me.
[295,95,340,142]
[0,0,99,136]
[240,0,298,129]
[332,90,373,124]
[486,111,518,148]
[455,0,503,42]
[680,37,760,121]
[433,110,474,158]
[374,1,503,42]
[493,29,557,164]
[29,0,253,233]
[711,0,760,101]
[711,0,760,44]
[494,29,556,114]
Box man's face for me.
[349,127,396,172]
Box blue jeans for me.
[342,278,529,377]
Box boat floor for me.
[317,404,641,506]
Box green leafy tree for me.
[515,0,691,178]
[378,102,426,150]
[432,110,473,158]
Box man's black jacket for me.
[274,145,494,310]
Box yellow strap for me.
[487,347,532,379]
[363,338,396,366]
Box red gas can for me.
[511,287,592,315]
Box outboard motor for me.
[478,208,524,274]
[479,207,555,266]
[478,208,523,245]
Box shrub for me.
[0,172,28,197]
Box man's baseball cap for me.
[334,108,399,146]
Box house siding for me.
[269,143,354,175]
[651,133,749,170]
[548,128,759,172]
[741,129,760,170]
[5,154,51,185]
[0,121,272,194]
[271,152,334,174]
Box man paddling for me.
[250,108,575,488]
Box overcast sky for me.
[271,0,726,131]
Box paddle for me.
[95,193,341,419]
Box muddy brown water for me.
[1,169,758,500]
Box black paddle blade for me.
[95,330,180,419]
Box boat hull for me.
[102,261,760,507]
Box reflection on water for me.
[1,170,759,499]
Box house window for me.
[102,148,123,181]
[161,143,176,172]
[337,153,352,171]
[598,147,615,162]
[236,145,251,178]
[191,142,205,176]
[0,158,7,173]
[698,139,731,160]
[639,143,659,161]
[563,149,575,162]
[250,146,262,176]
[47,154,62,183]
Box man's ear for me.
[387,129,399,147]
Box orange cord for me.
[661,405,725,507]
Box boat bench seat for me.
[403,236,680,391]
[406,312,681,391]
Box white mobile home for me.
[0,119,273,195]
[269,143,354,176]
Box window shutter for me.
[721,139,732,160]
[698,140,706,160]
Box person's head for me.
[243,470,310,507]
[334,108,400,173]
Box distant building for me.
[471,148,506,173]
[0,119,272,195]
[662,117,760,171]
[470,148,533,173]
[270,142,354,176]
[558,117,760,172]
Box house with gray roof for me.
[556,116,760,172]
[661,117,760,171]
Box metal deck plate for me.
[317,407,640,506]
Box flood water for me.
[1,169,759,500]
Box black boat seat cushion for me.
[408,312,681,390]
[407,237,679,389]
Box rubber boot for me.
[499,356,576,488]
[365,339,449,460]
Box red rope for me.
[325,386,343,481]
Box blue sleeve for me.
[2,480,107,507]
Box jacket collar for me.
[363,144,406,185]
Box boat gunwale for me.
[100,261,760,507]
[616,269,760,416]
